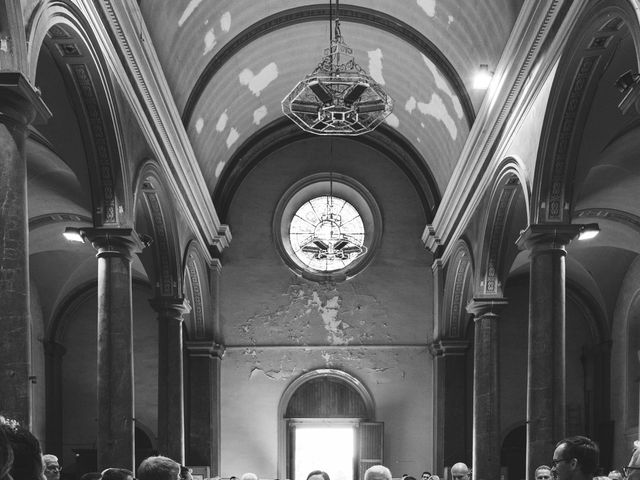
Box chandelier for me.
[281,0,393,135]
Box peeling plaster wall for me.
[221,347,432,478]
[220,136,433,476]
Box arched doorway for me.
[500,425,526,480]
[279,370,382,480]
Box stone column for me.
[466,298,507,480]
[44,340,66,456]
[430,339,470,471]
[517,224,579,480]
[150,297,191,463]
[0,73,50,427]
[185,341,224,472]
[85,228,144,470]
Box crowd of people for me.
[1,415,640,480]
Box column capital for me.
[184,340,225,359]
[149,297,191,320]
[428,339,470,357]
[82,228,148,260]
[466,297,508,319]
[0,72,51,126]
[516,224,581,252]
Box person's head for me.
[0,425,13,480]
[552,436,600,480]
[0,416,45,480]
[535,466,552,480]
[421,473,431,480]
[430,476,440,480]
[364,465,392,480]
[624,440,640,480]
[80,473,102,480]
[306,471,329,480]
[608,470,623,480]
[229,477,237,480]
[43,455,61,480]
[102,468,134,480]
[179,466,192,480]
[240,473,258,480]
[137,456,181,480]
[451,463,470,480]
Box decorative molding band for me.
[186,251,206,339]
[574,208,640,231]
[143,189,176,297]
[423,0,576,262]
[181,4,474,129]
[95,1,231,252]
[29,213,92,230]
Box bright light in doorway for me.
[294,426,354,480]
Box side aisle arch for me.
[532,0,640,224]
[27,2,132,226]
[442,239,475,338]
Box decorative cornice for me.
[575,208,640,231]
[423,0,585,263]
[87,1,231,251]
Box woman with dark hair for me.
[0,425,13,480]
[0,416,45,480]
[306,471,330,480]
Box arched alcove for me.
[277,369,380,480]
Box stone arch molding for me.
[475,160,530,298]
[26,1,131,226]
[441,240,474,339]
[133,159,183,299]
[182,240,213,340]
[532,0,640,224]
[276,369,375,478]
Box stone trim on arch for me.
[276,368,375,478]
[27,3,131,226]
[442,240,474,338]
[476,161,529,298]
[532,0,640,224]
[134,160,182,298]
[183,240,219,340]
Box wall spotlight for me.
[577,223,599,241]
[63,227,85,243]
[473,64,493,90]
[615,70,640,114]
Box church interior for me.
[1,1,640,480]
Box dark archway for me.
[500,425,526,480]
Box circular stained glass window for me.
[289,195,366,272]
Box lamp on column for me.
[615,70,640,114]
[577,223,599,240]
[281,0,393,135]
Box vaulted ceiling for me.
[139,1,525,204]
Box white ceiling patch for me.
[422,54,463,119]
[417,93,457,140]
[215,160,226,178]
[405,96,417,113]
[417,0,436,17]
[239,62,278,97]
[368,48,385,85]
[216,110,228,132]
[178,0,203,27]
[253,105,268,125]
[385,113,399,128]
[220,12,231,32]
[203,29,216,55]
[226,128,239,148]
[195,117,204,134]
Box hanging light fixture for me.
[281,0,393,135]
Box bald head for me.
[451,463,470,480]
[364,465,392,480]
[241,473,258,480]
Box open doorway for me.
[293,424,355,480]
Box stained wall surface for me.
[220,136,434,476]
